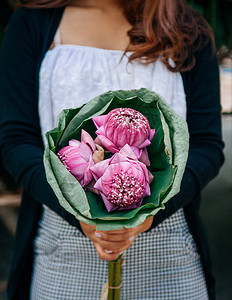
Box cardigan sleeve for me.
[0,9,82,230]
[151,39,224,228]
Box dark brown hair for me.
[20,0,214,72]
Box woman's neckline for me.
[51,6,133,54]
[49,43,133,54]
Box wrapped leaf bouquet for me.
[44,88,189,299]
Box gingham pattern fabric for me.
[30,206,208,300]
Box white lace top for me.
[39,41,186,143]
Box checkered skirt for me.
[30,206,208,300]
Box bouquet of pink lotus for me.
[57,107,155,212]
[44,88,189,299]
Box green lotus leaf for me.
[44,88,189,230]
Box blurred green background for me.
[188,0,232,48]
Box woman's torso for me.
[33,6,206,298]
[31,26,207,299]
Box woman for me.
[0,0,224,299]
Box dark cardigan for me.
[0,7,224,300]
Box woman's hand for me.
[79,216,154,261]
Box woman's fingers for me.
[93,227,137,253]
[96,237,135,252]
[97,227,134,235]
[94,232,136,254]
[93,242,120,261]
[95,231,132,242]
[79,220,142,259]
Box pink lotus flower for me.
[58,130,102,187]
[90,144,153,212]
[92,108,155,166]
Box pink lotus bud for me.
[58,130,97,187]
[92,108,155,166]
[90,145,153,212]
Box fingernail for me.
[129,236,134,242]
[119,251,124,255]
[106,250,113,254]
[95,232,102,238]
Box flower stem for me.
[108,260,115,300]
[108,255,123,300]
